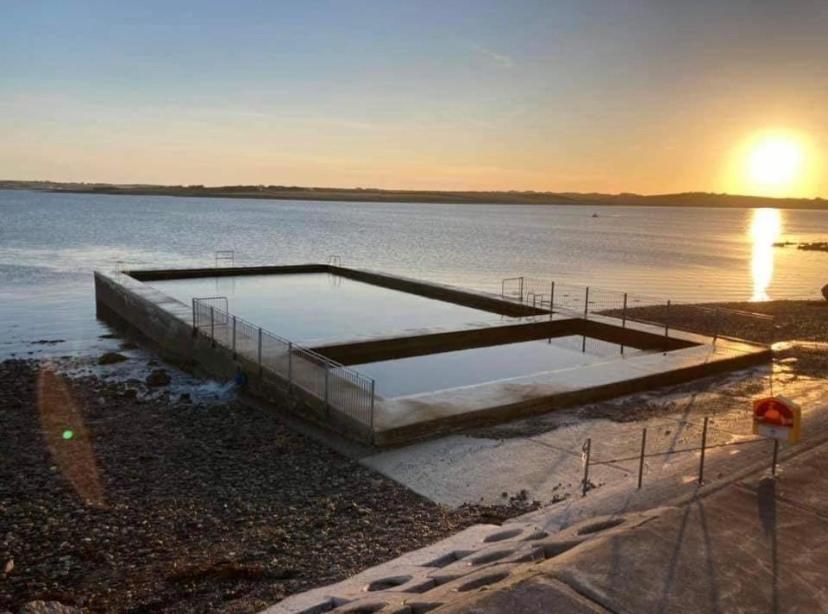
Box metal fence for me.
[499,276,776,346]
[580,414,781,497]
[191,298,375,430]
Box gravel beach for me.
[0,360,535,613]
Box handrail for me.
[191,298,376,427]
[215,250,235,268]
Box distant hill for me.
[1,179,825,210]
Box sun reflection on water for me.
[750,208,782,301]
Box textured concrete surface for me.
[263,511,662,613]
[436,575,608,613]
[452,439,828,614]
[265,410,828,613]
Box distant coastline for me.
[1,179,826,210]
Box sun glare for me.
[749,208,782,301]
[748,137,802,187]
[735,131,815,197]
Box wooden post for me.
[584,286,590,318]
[232,316,237,357]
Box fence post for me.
[192,298,197,331]
[713,308,720,346]
[210,306,215,342]
[584,286,590,318]
[638,428,647,489]
[287,341,293,386]
[324,364,330,413]
[370,380,376,431]
[582,438,591,496]
[257,328,263,375]
[519,277,525,302]
[663,300,671,352]
[622,293,628,328]
[549,281,555,315]
[698,416,709,485]
[771,439,779,476]
[232,316,237,357]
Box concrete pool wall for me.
[94,264,773,447]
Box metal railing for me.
[191,298,375,430]
[500,276,775,346]
[215,250,235,267]
[580,414,782,497]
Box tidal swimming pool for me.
[149,272,507,344]
[351,335,650,398]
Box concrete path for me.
[265,370,828,613]
[449,437,828,613]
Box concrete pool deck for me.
[94,263,772,447]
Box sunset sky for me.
[2,0,826,197]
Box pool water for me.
[351,335,649,397]
[150,272,507,344]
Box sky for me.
[1,0,827,197]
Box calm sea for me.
[1,189,826,358]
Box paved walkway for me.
[448,439,828,613]
[266,428,828,613]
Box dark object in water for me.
[773,241,828,253]
[799,242,828,252]
[822,284,828,301]
[591,213,599,218]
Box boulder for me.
[97,352,127,365]
[145,369,171,387]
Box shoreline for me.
[2,183,827,210]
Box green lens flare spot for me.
[62,430,74,440]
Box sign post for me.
[752,395,801,475]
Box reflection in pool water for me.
[750,209,782,301]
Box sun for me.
[732,131,816,197]
[747,136,803,188]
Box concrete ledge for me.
[128,263,545,318]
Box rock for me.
[178,393,191,403]
[18,602,81,614]
[145,369,171,387]
[822,284,828,301]
[98,352,128,365]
